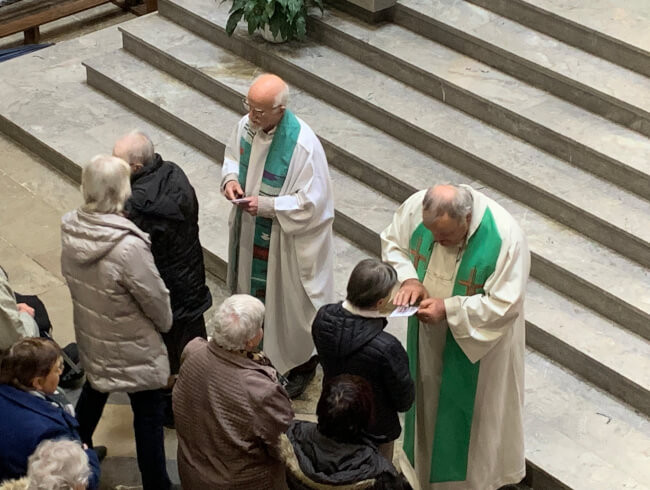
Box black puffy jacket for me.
[285,421,412,490]
[125,154,212,324]
[312,303,415,441]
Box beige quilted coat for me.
[61,209,172,393]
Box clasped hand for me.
[225,180,259,216]
[393,279,446,324]
[416,297,446,324]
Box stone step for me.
[82,41,650,415]
[525,281,650,417]
[523,349,650,490]
[0,22,647,489]
[158,0,650,271]
[465,0,650,78]
[113,14,650,342]
[308,7,650,201]
[392,0,650,138]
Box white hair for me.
[81,154,131,214]
[423,184,473,222]
[211,295,265,351]
[121,130,155,166]
[274,83,289,107]
[27,439,90,490]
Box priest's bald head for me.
[422,184,473,247]
[245,73,289,132]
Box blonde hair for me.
[27,439,90,490]
[81,154,131,214]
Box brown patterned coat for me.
[173,338,294,489]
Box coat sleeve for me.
[249,374,294,460]
[381,190,428,284]
[0,276,39,350]
[85,447,101,490]
[382,340,415,413]
[119,237,173,333]
[274,138,334,236]
[445,225,530,363]
[221,120,242,190]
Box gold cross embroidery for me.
[458,267,484,296]
[410,236,428,270]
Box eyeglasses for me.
[242,98,283,117]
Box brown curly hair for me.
[0,337,62,391]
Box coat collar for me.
[130,153,163,183]
[0,385,77,428]
[461,184,488,242]
[207,340,279,380]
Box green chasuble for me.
[403,207,502,483]
[232,110,301,301]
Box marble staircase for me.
[83,0,650,486]
[0,0,647,488]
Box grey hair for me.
[27,439,90,490]
[81,155,131,214]
[274,83,289,107]
[423,185,473,222]
[251,73,289,107]
[346,259,397,309]
[211,295,265,351]
[122,130,155,166]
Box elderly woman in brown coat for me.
[173,294,294,490]
[60,155,173,490]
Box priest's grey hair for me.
[211,294,265,351]
[274,83,289,107]
[81,154,131,215]
[423,184,473,222]
[123,130,155,166]
[27,439,90,490]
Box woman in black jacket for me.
[312,259,415,460]
[284,375,411,490]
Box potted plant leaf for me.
[225,0,324,43]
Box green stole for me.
[232,109,301,301]
[403,207,502,482]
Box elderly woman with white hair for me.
[60,155,173,490]
[173,294,294,490]
[0,439,91,490]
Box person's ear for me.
[375,295,390,309]
[31,376,45,392]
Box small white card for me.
[389,306,419,318]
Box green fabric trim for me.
[403,223,434,466]
[402,208,502,483]
[232,110,301,302]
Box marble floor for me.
[0,131,323,488]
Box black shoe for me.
[93,445,107,462]
[285,368,316,399]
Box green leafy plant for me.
[225,0,324,42]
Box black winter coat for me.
[126,154,212,323]
[312,303,415,441]
[285,421,411,490]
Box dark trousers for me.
[75,382,171,490]
[162,315,206,375]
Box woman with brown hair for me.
[0,338,100,489]
[284,374,411,490]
